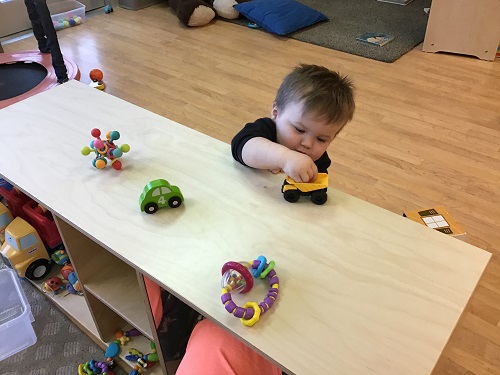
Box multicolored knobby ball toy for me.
[81,128,130,170]
[221,256,279,327]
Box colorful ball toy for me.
[89,69,104,82]
[221,256,279,327]
[53,15,83,30]
[81,128,130,170]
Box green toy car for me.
[139,179,184,214]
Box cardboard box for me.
[403,206,466,240]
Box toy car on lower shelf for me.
[281,173,329,205]
[139,179,184,214]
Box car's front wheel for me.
[25,259,51,280]
[144,202,159,214]
[283,190,300,203]
[168,196,182,208]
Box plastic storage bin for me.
[48,0,86,31]
[0,268,37,361]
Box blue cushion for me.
[234,0,328,36]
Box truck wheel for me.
[283,190,300,203]
[168,196,182,208]
[144,202,158,214]
[311,190,327,205]
[25,259,51,280]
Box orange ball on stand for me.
[89,69,104,82]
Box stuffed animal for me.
[168,0,248,27]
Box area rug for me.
[0,278,127,375]
[225,0,432,62]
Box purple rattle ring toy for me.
[220,256,279,327]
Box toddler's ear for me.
[271,102,278,120]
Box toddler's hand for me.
[283,152,318,183]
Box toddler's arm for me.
[242,137,318,182]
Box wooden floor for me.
[3,4,500,374]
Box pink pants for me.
[176,319,282,375]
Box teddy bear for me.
[168,0,249,27]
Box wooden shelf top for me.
[0,81,491,375]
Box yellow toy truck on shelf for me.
[0,217,52,280]
[281,173,329,205]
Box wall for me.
[0,0,103,38]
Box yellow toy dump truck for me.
[0,217,51,280]
[281,173,329,205]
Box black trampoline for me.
[0,62,48,101]
[0,0,80,109]
[0,51,80,109]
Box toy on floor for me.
[281,172,328,205]
[51,249,69,265]
[43,276,65,295]
[78,329,158,375]
[104,0,113,14]
[48,252,83,295]
[167,0,245,27]
[81,128,130,170]
[221,255,279,327]
[139,179,184,214]
[125,341,159,374]
[78,359,117,375]
[53,15,83,30]
[89,68,105,90]
[61,264,82,295]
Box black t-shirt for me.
[231,117,331,173]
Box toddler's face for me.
[271,101,343,162]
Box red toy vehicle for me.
[0,187,63,251]
[22,200,63,250]
[0,187,64,280]
[0,187,31,222]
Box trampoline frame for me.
[0,50,80,110]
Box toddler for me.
[231,64,355,182]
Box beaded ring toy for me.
[221,256,279,327]
[78,329,159,375]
